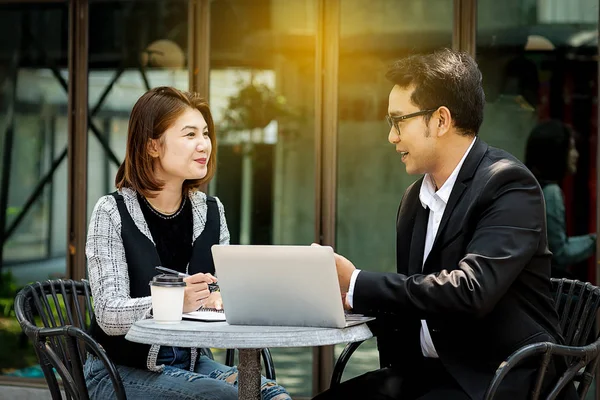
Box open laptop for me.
[211,245,375,329]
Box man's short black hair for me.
[386,48,485,136]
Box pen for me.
[155,265,189,277]
[154,266,219,292]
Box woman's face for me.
[150,107,212,184]
[567,136,579,175]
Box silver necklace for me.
[142,196,187,220]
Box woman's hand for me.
[182,273,217,313]
[201,292,223,310]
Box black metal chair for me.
[15,279,126,400]
[15,279,276,400]
[485,278,600,399]
[331,278,600,400]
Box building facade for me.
[0,0,598,398]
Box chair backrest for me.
[18,280,95,332]
[486,278,600,400]
[551,278,600,347]
[14,279,126,400]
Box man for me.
[314,49,573,400]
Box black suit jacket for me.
[353,138,568,399]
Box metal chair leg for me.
[330,340,366,388]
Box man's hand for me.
[311,243,356,297]
[334,252,356,294]
[202,292,224,310]
[341,293,352,311]
[182,272,218,313]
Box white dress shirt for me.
[346,137,477,358]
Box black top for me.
[137,193,192,273]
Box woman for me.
[525,120,596,278]
[84,86,290,400]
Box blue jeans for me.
[84,346,290,400]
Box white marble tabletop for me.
[126,319,373,348]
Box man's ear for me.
[435,106,452,137]
[147,139,160,158]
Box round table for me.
[126,320,373,400]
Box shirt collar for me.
[419,137,477,209]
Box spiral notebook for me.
[183,307,226,322]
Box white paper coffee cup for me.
[150,274,186,324]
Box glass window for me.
[210,0,317,396]
[87,0,189,217]
[477,0,598,283]
[0,3,69,378]
[334,0,454,382]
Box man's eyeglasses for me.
[386,108,438,135]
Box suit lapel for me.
[408,200,429,275]
[429,138,488,255]
[433,181,467,246]
[396,178,425,275]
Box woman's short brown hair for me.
[115,86,217,197]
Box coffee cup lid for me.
[150,274,186,287]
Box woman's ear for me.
[147,139,160,158]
